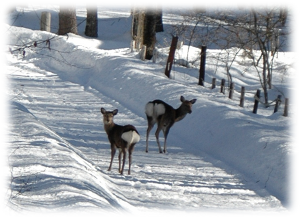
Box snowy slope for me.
[4,6,296,216]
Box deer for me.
[145,96,197,153]
[100,107,140,175]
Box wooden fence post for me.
[220,79,225,94]
[239,86,245,107]
[212,78,216,89]
[165,36,178,78]
[41,12,51,32]
[229,82,234,99]
[198,45,207,86]
[273,95,282,113]
[253,89,261,114]
[283,98,289,117]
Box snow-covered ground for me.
[2,4,298,218]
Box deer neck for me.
[104,122,115,133]
[175,106,187,122]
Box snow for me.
[2,4,298,218]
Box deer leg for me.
[120,148,127,175]
[128,144,135,175]
[155,125,163,153]
[118,148,122,173]
[145,117,155,153]
[108,145,116,171]
[163,126,171,153]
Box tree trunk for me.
[58,7,77,35]
[155,9,163,32]
[252,11,269,105]
[143,11,157,60]
[132,10,138,38]
[85,7,98,37]
[131,9,145,50]
[262,54,269,104]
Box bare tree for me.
[279,2,289,26]
[223,8,289,104]
[58,7,78,35]
[251,10,288,88]
[85,7,98,37]
[172,8,289,105]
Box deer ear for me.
[190,99,197,104]
[100,108,106,114]
[180,96,185,102]
[112,109,118,115]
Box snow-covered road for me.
[7,61,284,212]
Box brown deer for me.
[145,96,197,153]
[100,108,140,175]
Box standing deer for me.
[145,96,197,153]
[100,107,140,175]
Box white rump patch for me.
[121,131,140,144]
[154,103,165,117]
[145,102,165,119]
[145,102,154,117]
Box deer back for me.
[145,99,176,127]
[107,124,139,147]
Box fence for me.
[207,78,288,116]
[132,37,289,117]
